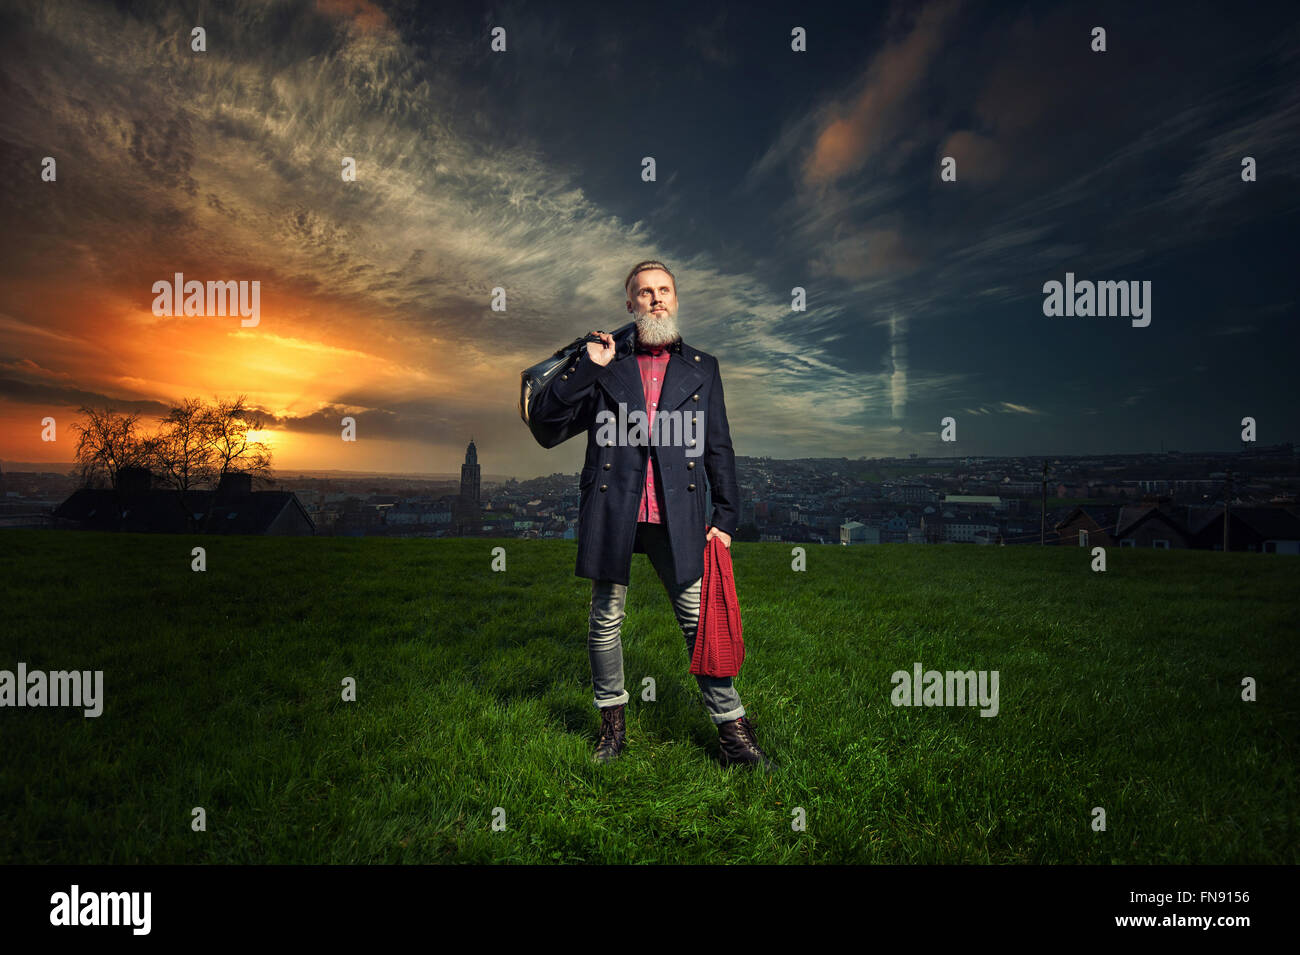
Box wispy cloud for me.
[961,402,1044,416]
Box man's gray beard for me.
[635,307,680,347]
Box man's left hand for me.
[705,526,732,548]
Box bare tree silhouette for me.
[70,406,157,490]
[153,397,219,531]
[67,397,275,533]
[199,395,273,532]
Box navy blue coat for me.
[528,331,740,586]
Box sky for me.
[0,0,1297,480]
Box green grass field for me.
[1,530,1295,863]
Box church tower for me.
[460,438,481,505]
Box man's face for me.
[626,269,677,321]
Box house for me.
[881,515,909,543]
[1054,505,1125,548]
[840,521,878,545]
[942,494,1006,510]
[920,513,950,543]
[1113,503,1194,549]
[1189,506,1300,554]
[52,467,314,535]
[950,519,999,543]
[385,502,422,525]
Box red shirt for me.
[635,344,670,523]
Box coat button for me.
[694,355,700,361]
[600,484,608,492]
[605,440,613,447]
[692,394,699,401]
[561,374,568,380]
[687,461,695,469]
[687,483,696,491]
[688,439,696,446]
[603,462,611,470]
[691,416,697,424]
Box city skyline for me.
[4,438,1292,486]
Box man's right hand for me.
[586,331,616,366]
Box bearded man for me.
[528,260,773,770]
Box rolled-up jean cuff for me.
[707,703,746,724]
[595,691,630,709]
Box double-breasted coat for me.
[528,329,740,586]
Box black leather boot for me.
[717,716,774,770]
[593,703,626,763]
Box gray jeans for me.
[588,521,745,724]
